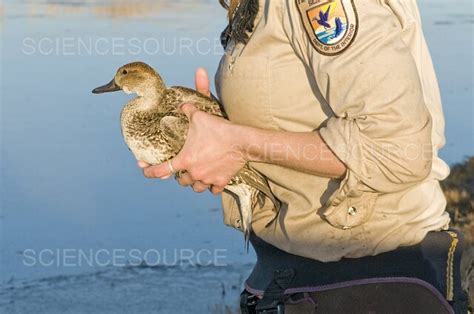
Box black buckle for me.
[240,291,285,314]
[256,302,285,314]
[241,269,294,314]
[240,291,258,314]
[256,269,295,314]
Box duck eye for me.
[122,70,128,75]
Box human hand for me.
[139,103,246,194]
[173,67,212,193]
[138,68,246,194]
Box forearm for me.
[234,124,347,179]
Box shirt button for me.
[348,207,357,216]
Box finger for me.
[138,161,151,169]
[177,172,194,187]
[178,103,199,120]
[192,181,210,193]
[143,162,175,179]
[195,67,210,97]
[211,186,225,195]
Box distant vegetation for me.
[441,157,474,243]
[441,156,474,304]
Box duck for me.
[92,62,280,246]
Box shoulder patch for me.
[296,0,358,56]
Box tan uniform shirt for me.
[215,0,451,262]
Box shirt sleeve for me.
[283,0,433,197]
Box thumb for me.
[195,67,210,97]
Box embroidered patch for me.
[296,0,358,56]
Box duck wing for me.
[166,86,226,118]
[159,115,188,155]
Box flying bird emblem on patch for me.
[296,0,359,56]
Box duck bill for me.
[92,79,121,94]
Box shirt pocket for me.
[321,192,378,230]
[319,171,379,230]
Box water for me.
[0,0,473,312]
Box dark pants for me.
[242,230,470,314]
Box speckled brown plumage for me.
[93,62,281,245]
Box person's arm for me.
[139,69,346,194]
[282,0,434,198]
[232,123,347,178]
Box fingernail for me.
[197,67,207,75]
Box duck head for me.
[92,62,165,98]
